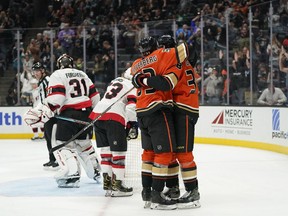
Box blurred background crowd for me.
[0,0,287,106]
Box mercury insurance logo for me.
[272,109,288,139]
[211,109,253,135]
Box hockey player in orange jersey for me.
[131,36,189,210]
[133,35,201,209]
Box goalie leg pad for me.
[76,139,101,182]
[54,147,81,188]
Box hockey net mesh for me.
[125,137,142,190]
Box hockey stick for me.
[50,86,135,153]
[55,115,90,125]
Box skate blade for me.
[105,190,112,197]
[111,191,133,197]
[150,203,177,210]
[58,182,80,188]
[43,166,60,171]
[144,201,151,209]
[177,200,201,209]
[94,176,102,184]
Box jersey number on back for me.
[70,78,88,97]
[105,83,123,99]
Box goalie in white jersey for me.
[43,54,101,188]
[89,67,137,197]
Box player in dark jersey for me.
[131,36,188,210]
[134,35,201,209]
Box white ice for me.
[0,139,288,216]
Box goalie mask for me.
[57,54,74,69]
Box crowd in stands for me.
[1,0,288,106]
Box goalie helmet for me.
[138,36,158,56]
[158,35,176,48]
[56,54,74,69]
[123,67,132,80]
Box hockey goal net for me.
[125,137,142,190]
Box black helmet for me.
[138,36,158,56]
[32,62,45,71]
[56,54,74,69]
[158,35,176,48]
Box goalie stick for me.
[55,116,90,125]
[50,86,135,153]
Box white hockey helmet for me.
[123,67,132,80]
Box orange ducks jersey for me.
[170,60,199,117]
[131,43,188,116]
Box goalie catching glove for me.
[126,121,139,140]
[23,108,43,126]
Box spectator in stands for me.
[237,23,249,49]
[40,44,51,70]
[75,57,83,70]
[93,54,105,82]
[86,27,100,60]
[22,52,33,75]
[257,82,287,106]
[27,38,40,63]
[176,24,192,42]
[255,30,269,63]
[203,67,223,105]
[19,68,33,105]
[103,50,115,83]
[52,41,65,63]
[231,47,250,104]
[57,23,75,55]
[71,39,83,60]
[0,48,5,77]
[102,40,113,56]
[6,88,17,106]
[279,38,288,99]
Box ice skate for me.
[93,168,101,183]
[31,136,40,141]
[103,173,112,197]
[56,172,80,188]
[142,187,151,208]
[163,186,180,199]
[150,190,177,210]
[177,188,201,209]
[43,160,59,171]
[111,174,133,197]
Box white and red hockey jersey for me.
[89,77,136,126]
[46,68,100,112]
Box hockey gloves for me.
[23,108,43,126]
[131,72,149,88]
[41,104,55,123]
[126,121,139,140]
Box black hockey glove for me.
[126,121,139,140]
[131,72,148,88]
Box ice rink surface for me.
[0,139,287,216]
